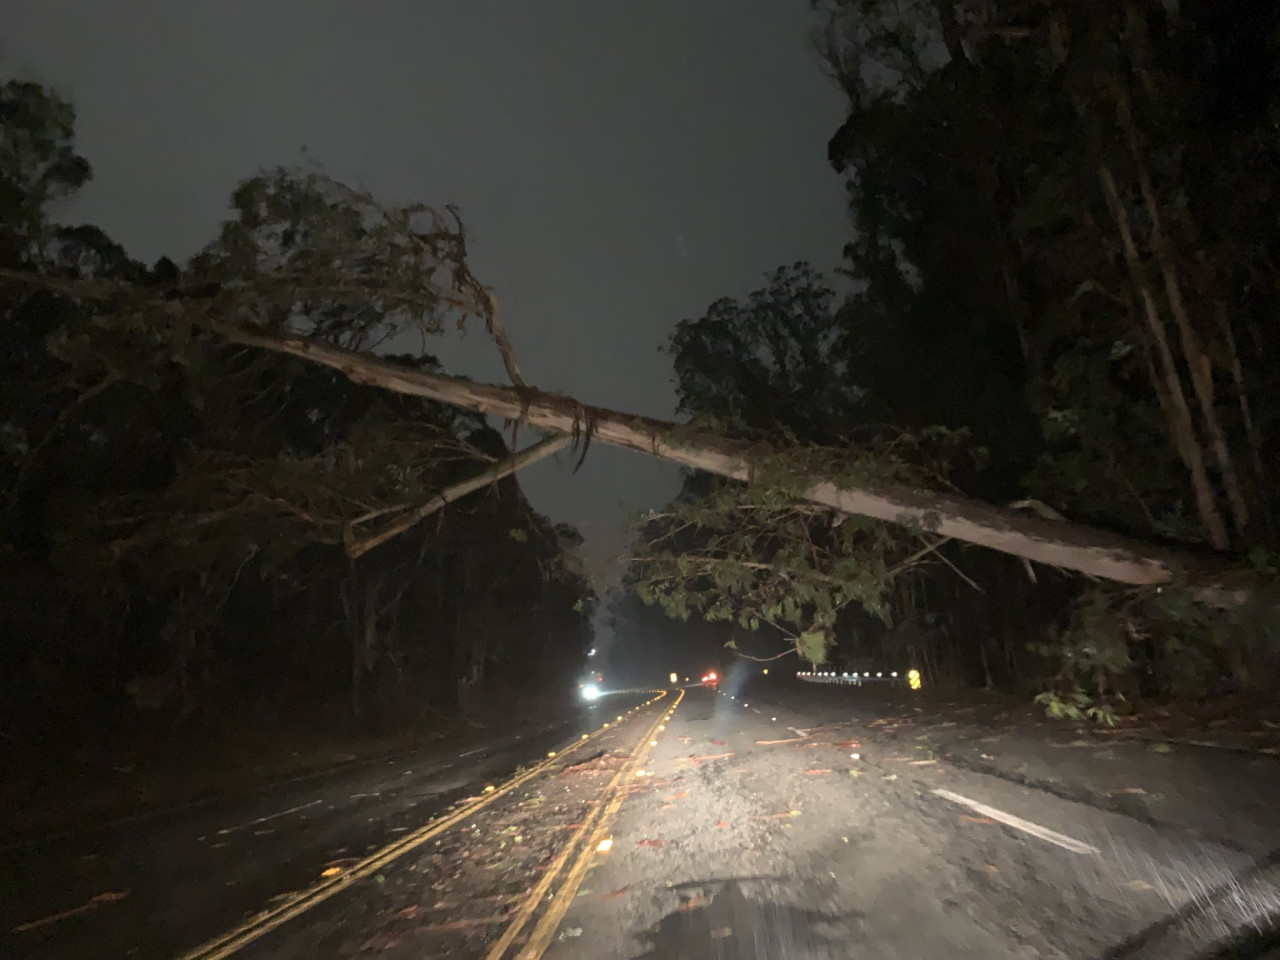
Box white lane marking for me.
[458,745,489,758]
[932,789,1099,855]
[788,728,809,738]
[215,800,323,836]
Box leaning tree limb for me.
[219,326,1252,604]
[344,434,571,559]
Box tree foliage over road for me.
[630,0,1280,716]
[0,81,595,752]
[6,0,1280,748]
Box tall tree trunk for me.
[1098,165,1230,551]
[1214,298,1272,539]
[348,571,382,721]
[218,326,1251,604]
[1121,111,1250,539]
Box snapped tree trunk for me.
[220,327,1252,604]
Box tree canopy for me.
[626,0,1280,718]
[0,80,595,745]
[7,0,1280,740]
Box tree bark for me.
[1098,165,1231,551]
[219,326,1250,604]
[1122,118,1250,540]
[344,435,571,559]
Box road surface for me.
[0,693,653,960]
[5,681,1279,959]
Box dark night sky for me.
[3,1,848,591]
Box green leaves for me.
[667,264,863,446]
[2,92,598,720]
[796,630,829,666]
[188,169,485,352]
[0,80,92,265]
[627,466,938,665]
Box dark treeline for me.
[0,81,595,763]
[629,0,1280,720]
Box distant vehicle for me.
[701,671,718,687]
[578,671,605,701]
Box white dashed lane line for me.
[931,789,1100,855]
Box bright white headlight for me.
[581,684,601,701]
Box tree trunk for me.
[219,327,1251,604]
[1214,298,1272,539]
[344,435,571,559]
[1122,118,1250,540]
[349,571,382,721]
[1098,165,1230,551]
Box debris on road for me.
[11,890,131,933]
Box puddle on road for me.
[630,878,850,959]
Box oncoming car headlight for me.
[581,683,601,701]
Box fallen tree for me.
[344,434,570,559]
[220,326,1251,604]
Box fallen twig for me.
[12,890,130,933]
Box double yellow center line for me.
[486,688,684,960]
[176,693,669,960]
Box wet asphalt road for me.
[0,693,652,960]
[543,682,1280,960]
[5,680,1279,960]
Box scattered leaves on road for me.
[676,752,734,763]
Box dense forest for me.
[6,0,1280,757]
[0,81,596,763]
[628,0,1280,719]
